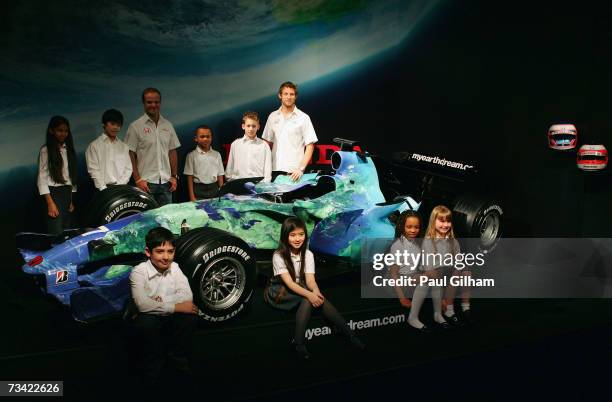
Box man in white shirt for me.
[85,109,132,191]
[262,81,318,181]
[125,88,181,206]
[226,111,272,182]
[129,227,197,384]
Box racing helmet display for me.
[577,144,608,171]
[547,124,577,150]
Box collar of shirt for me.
[276,105,300,118]
[100,133,119,143]
[400,235,417,244]
[196,147,212,154]
[143,113,167,126]
[241,135,260,143]
[145,260,171,279]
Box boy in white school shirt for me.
[183,125,225,200]
[85,109,132,191]
[129,227,198,386]
[225,111,272,183]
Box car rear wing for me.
[389,151,478,181]
[332,137,361,152]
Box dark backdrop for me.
[3,1,611,241]
[2,3,611,400]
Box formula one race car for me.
[16,139,502,323]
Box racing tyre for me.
[174,227,256,323]
[451,194,503,252]
[85,185,158,226]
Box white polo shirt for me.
[129,260,193,315]
[183,147,225,184]
[85,133,132,190]
[225,135,272,182]
[262,106,318,172]
[272,250,316,285]
[37,144,76,195]
[124,113,181,184]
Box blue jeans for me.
[148,182,173,206]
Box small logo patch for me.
[144,127,151,134]
[56,270,69,284]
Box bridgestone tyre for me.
[85,185,159,226]
[174,227,256,323]
[451,194,503,252]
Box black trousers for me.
[130,313,196,380]
[193,182,219,199]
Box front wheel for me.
[174,228,256,323]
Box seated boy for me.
[183,125,225,200]
[129,227,198,384]
[85,109,132,190]
[225,111,272,183]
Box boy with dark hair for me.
[183,125,225,200]
[226,111,272,182]
[85,108,132,190]
[129,227,197,385]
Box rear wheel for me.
[174,227,256,323]
[451,194,503,252]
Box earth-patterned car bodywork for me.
[19,151,417,321]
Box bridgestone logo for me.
[411,153,474,171]
[104,202,147,221]
[483,205,503,215]
[203,246,251,263]
[199,303,244,322]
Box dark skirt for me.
[264,276,305,311]
[46,185,73,235]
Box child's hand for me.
[136,180,150,193]
[175,301,198,314]
[69,202,75,213]
[313,289,325,302]
[399,297,412,309]
[307,292,324,307]
[47,202,60,218]
[169,177,178,192]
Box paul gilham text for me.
[373,275,495,288]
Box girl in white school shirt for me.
[37,116,78,235]
[420,205,463,328]
[264,217,365,359]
